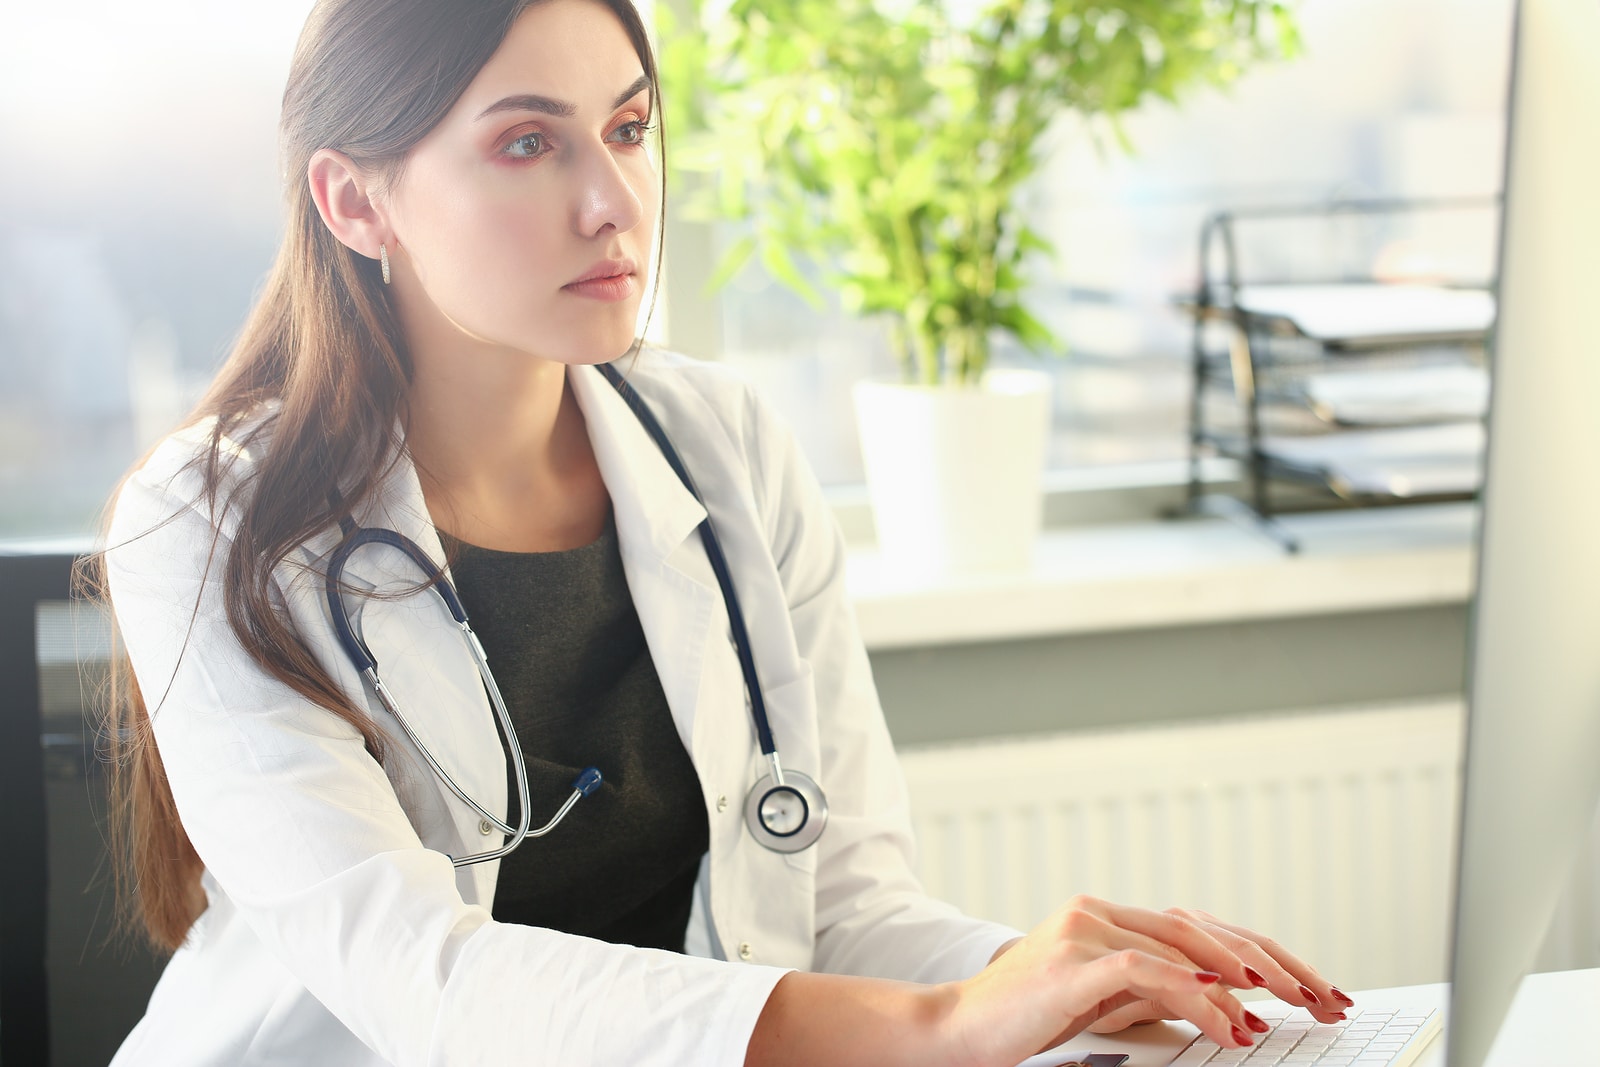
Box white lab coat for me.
[105,351,1020,1066]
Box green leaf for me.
[759,239,824,307]
[658,0,1301,381]
[704,234,758,294]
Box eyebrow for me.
[476,74,653,121]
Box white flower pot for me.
[853,369,1052,574]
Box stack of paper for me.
[1299,364,1490,425]
[1262,423,1485,497]
[1233,284,1495,345]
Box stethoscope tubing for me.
[324,361,824,865]
[595,364,782,771]
[597,363,826,852]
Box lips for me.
[565,258,636,287]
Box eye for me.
[608,120,653,146]
[505,130,550,159]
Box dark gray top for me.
[442,513,709,952]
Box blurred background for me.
[0,0,1511,537]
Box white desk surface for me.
[1023,968,1597,1067]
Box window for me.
[671,0,1513,486]
[0,3,315,539]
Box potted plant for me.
[660,0,1299,571]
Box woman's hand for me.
[746,895,1348,1067]
[1081,905,1353,1034]
[946,895,1348,1064]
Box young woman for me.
[94,0,1354,1063]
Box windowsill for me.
[846,501,1478,651]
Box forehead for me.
[457,0,645,113]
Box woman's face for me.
[382,0,658,368]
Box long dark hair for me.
[77,0,666,953]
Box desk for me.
[1027,969,1597,1067]
[1406,968,1596,1066]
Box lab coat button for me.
[716,794,729,813]
[478,819,493,835]
[738,942,753,961]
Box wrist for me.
[929,977,1002,1067]
[989,936,1023,964]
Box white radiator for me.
[900,700,1600,992]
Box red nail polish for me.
[1244,1011,1270,1034]
[1232,1025,1253,1046]
[1195,970,1222,984]
[1299,984,1320,1004]
[1244,966,1268,988]
[1330,987,1355,1006]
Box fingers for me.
[1070,950,1253,1050]
[1099,900,1261,991]
[1014,896,1345,1055]
[1081,919,1267,1040]
[1170,908,1353,1023]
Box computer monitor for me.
[1446,1,1600,1064]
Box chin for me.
[543,328,644,367]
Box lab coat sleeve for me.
[105,443,787,1067]
[742,389,1025,985]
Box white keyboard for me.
[1170,1004,1441,1066]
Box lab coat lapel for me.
[569,363,721,756]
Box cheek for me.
[402,174,565,320]
[421,178,555,269]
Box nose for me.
[573,141,646,238]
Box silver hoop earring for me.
[380,243,391,285]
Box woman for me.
[93,0,1353,1063]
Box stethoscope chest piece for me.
[745,769,828,853]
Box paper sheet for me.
[1300,365,1489,425]
[1233,284,1495,343]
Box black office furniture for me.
[1176,197,1500,551]
[0,549,164,1067]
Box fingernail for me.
[1243,966,1268,987]
[1195,970,1222,984]
[1299,984,1320,1005]
[1244,1011,1270,1034]
[1330,987,1355,1006]
[1332,1011,1348,1021]
[1232,1025,1253,1046]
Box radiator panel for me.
[899,701,1599,991]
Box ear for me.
[307,149,389,260]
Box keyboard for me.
[1169,1004,1441,1066]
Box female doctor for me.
[92,0,1355,1063]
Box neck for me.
[404,351,609,552]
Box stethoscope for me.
[324,361,828,867]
